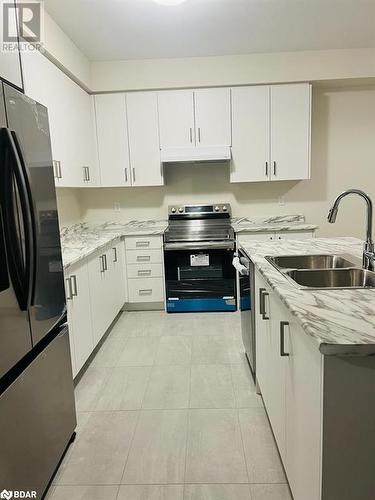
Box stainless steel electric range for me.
[164,203,236,313]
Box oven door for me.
[164,244,236,313]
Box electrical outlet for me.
[278,196,285,206]
[113,202,121,212]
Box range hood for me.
[161,146,231,163]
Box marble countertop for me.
[232,214,318,233]
[60,220,167,268]
[60,214,317,269]
[239,237,375,356]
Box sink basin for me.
[285,268,375,289]
[266,254,357,270]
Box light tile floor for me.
[46,311,292,500]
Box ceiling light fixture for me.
[153,0,187,6]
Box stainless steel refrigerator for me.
[0,82,76,498]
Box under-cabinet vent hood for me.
[160,146,231,163]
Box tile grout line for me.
[237,407,253,487]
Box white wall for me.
[90,48,375,92]
[76,86,375,239]
[56,188,82,227]
[43,11,91,89]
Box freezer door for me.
[0,84,33,379]
[3,84,66,346]
[0,326,76,498]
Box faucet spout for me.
[327,189,374,271]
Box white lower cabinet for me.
[65,261,94,377]
[127,277,164,303]
[124,235,165,306]
[255,270,323,500]
[87,242,126,345]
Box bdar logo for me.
[0,490,13,500]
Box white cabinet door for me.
[87,249,108,345]
[255,272,272,409]
[285,317,322,500]
[268,291,288,462]
[0,0,22,89]
[231,86,270,182]
[66,262,94,375]
[270,84,311,181]
[108,239,126,313]
[194,88,231,147]
[94,93,131,186]
[22,49,94,187]
[127,92,163,187]
[158,90,195,148]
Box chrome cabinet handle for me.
[58,161,62,179]
[124,168,128,183]
[280,321,290,356]
[137,269,152,276]
[65,277,73,300]
[139,289,152,296]
[53,160,58,179]
[189,127,193,143]
[70,275,78,296]
[265,161,269,177]
[99,255,105,273]
[136,240,150,248]
[259,288,269,320]
[137,255,151,262]
[273,161,277,176]
[132,168,136,183]
[86,166,90,181]
[198,127,201,142]
[103,254,108,271]
[83,166,87,181]
[113,247,117,262]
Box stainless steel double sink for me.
[265,254,375,289]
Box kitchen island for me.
[239,236,375,500]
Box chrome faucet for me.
[328,189,375,271]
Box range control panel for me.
[168,203,231,217]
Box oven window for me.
[164,249,236,299]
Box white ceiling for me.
[44,0,375,61]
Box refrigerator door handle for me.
[0,128,37,310]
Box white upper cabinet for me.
[270,83,311,181]
[94,93,131,186]
[194,88,232,147]
[158,90,195,148]
[22,49,98,187]
[230,83,311,183]
[126,91,163,187]
[231,86,270,183]
[0,0,23,89]
[158,87,231,151]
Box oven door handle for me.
[164,241,235,251]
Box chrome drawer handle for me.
[136,241,150,247]
[138,269,152,276]
[139,289,152,295]
[137,255,151,262]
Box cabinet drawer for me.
[127,278,164,303]
[127,263,163,279]
[126,248,162,264]
[125,235,162,250]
